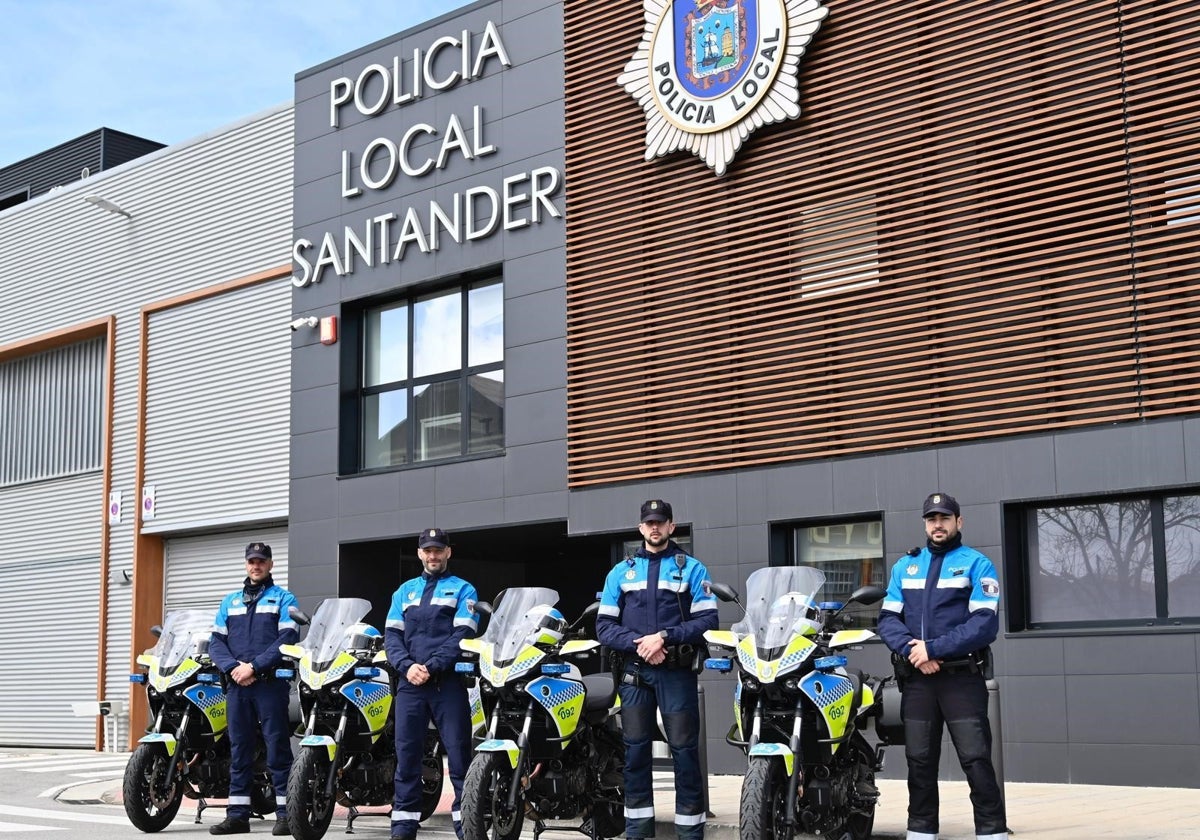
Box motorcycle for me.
[457,587,625,840]
[124,609,277,832]
[280,597,398,839]
[703,566,891,840]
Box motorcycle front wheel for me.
[420,732,445,820]
[461,752,524,840]
[739,757,790,840]
[286,748,337,840]
[122,743,184,832]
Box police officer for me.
[208,542,299,836]
[384,528,479,840]
[877,493,1007,840]
[595,500,718,840]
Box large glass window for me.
[1006,492,1200,629]
[359,278,503,470]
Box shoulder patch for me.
[981,577,1000,596]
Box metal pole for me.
[986,678,1005,808]
[697,683,712,817]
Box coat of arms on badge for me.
[617,0,828,175]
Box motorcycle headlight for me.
[742,677,760,693]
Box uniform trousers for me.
[391,678,472,839]
[226,678,292,821]
[618,665,705,840]
[901,669,1006,840]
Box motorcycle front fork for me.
[506,699,535,811]
[748,698,806,833]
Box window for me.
[1004,492,1200,630]
[357,278,503,470]
[0,338,104,486]
[771,517,886,628]
[796,195,881,299]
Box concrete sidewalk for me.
[62,772,1200,838]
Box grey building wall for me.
[0,127,164,207]
[289,0,567,605]
[570,417,1200,786]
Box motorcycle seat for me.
[582,673,617,714]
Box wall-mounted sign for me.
[618,0,828,176]
[107,490,122,525]
[141,484,156,522]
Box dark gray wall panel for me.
[437,457,506,506]
[291,385,339,437]
[1066,674,1199,745]
[763,461,834,521]
[1053,423,1188,496]
[1004,741,1071,784]
[1185,418,1200,482]
[1069,742,1200,787]
[505,390,566,446]
[1064,633,1198,675]
[504,441,566,497]
[1002,675,1068,744]
[339,472,402,517]
[506,287,565,346]
[506,248,565,299]
[291,429,338,480]
[1001,636,1065,677]
[505,337,566,396]
[503,490,567,524]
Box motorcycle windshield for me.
[299,597,373,669]
[482,587,560,664]
[732,566,827,651]
[152,609,218,669]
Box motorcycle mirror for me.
[708,581,741,606]
[569,600,600,632]
[288,606,312,626]
[149,624,163,638]
[473,600,494,617]
[847,585,887,606]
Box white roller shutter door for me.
[143,279,290,533]
[0,558,100,746]
[164,527,289,613]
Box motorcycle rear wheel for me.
[461,752,524,840]
[122,743,184,832]
[739,757,789,840]
[286,748,337,840]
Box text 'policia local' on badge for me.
[618,0,828,176]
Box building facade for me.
[290,0,1200,787]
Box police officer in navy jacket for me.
[208,542,299,836]
[596,500,718,840]
[385,528,479,840]
[877,493,1007,840]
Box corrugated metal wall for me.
[562,0,1200,486]
[164,527,290,612]
[0,557,101,746]
[143,280,291,530]
[0,473,103,566]
[0,105,296,732]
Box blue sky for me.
[0,0,468,168]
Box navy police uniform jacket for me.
[596,541,719,654]
[385,572,479,675]
[210,578,300,677]
[877,541,1001,661]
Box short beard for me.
[645,534,670,550]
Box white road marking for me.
[0,804,131,825]
[0,822,61,832]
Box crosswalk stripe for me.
[0,758,128,772]
[0,822,61,832]
[0,804,131,826]
[25,761,129,773]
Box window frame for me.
[1002,489,1200,632]
[340,272,504,475]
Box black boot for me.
[210,817,251,835]
[272,816,292,836]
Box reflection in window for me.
[357,277,503,469]
[797,195,881,299]
[1011,493,1200,628]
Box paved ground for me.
[68,770,1200,839]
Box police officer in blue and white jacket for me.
[384,528,479,840]
[877,493,1007,840]
[208,541,299,836]
[596,499,718,840]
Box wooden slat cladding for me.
[563,0,1200,486]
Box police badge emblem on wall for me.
[617,0,828,176]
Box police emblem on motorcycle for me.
[617,0,829,176]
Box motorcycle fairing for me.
[732,680,745,741]
[469,683,485,735]
[747,742,796,777]
[829,628,877,648]
[798,670,855,748]
[474,641,547,687]
[525,676,586,743]
[299,649,357,690]
[736,634,817,682]
[137,732,179,756]
[338,678,392,740]
[182,683,229,735]
[857,684,876,718]
[299,733,338,760]
[476,737,520,768]
[143,654,203,693]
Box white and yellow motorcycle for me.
[704,566,891,840]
